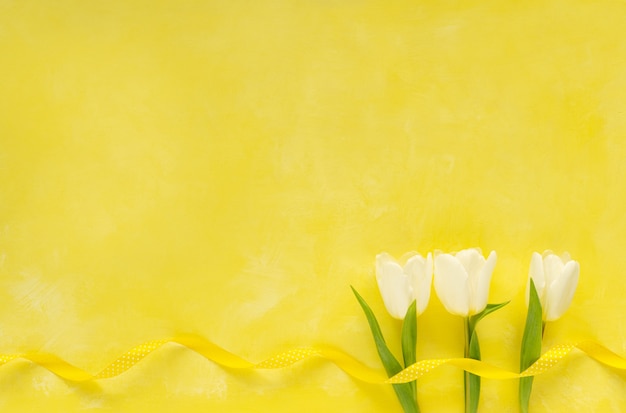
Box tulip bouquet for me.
[353,249,579,413]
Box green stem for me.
[465,316,481,413]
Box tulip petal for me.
[455,248,485,279]
[434,254,469,316]
[376,254,412,319]
[545,260,580,321]
[401,252,422,271]
[404,253,433,315]
[542,253,564,287]
[472,250,497,314]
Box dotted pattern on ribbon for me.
[0,336,625,384]
[387,359,451,383]
[95,340,169,379]
[0,354,20,365]
[255,348,320,369]
[519,344,576,377]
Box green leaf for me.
[469,301,510,331]
[352,287,419,413]
[519,279,543,413]
[401,300,418,400]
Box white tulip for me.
[375,252,433,319]
[528,251,579,322]
[434,248,497,316]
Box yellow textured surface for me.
[1,0,626,411]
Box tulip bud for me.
[375,252,433,319]
[527,251,579,322]
[434,248,497,316]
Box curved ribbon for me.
[1,335,625,384]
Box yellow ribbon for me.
[1,335,625,384]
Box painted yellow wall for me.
[1,0,625,411]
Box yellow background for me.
[1,0,626,411]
